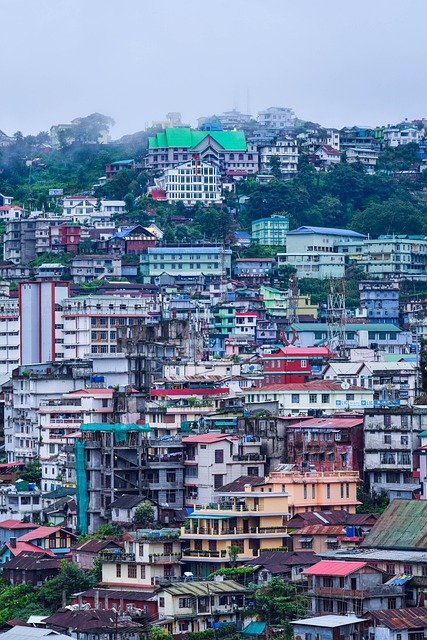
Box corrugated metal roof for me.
[160,580,249,596]
[302,560,367,576]
[287,226,366,238]
[362,499,427,550]
[368,607,427,630]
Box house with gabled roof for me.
[302,560,405,616]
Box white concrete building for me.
[257,107,295,129]
[39,387,115,491]
[164,159,222,205]
[182,433,265,507]
[60,294,160,359]
[4,361,92,464]
[0,298,19,376]
[244,380,374,415]
[62,196,126,223]
[259,139,299,177]
[383,126,420,147]
[346,147,379,173]
[234,312,258,341]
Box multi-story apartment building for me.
[146,128,259,174]
[76,422,151,534]
[257,107,295,130]
[50,223,81,253]
[140,246,232,283]
[38,386,115,491]
[157,580,249,636]
[60,294,160,359]
[183,433,265,506]
[359,280,399,324]
[283,322,410,353]
[266,467,360,516]
[383,125,420,147]
[302,560,405,616]
[258,139,299,178]
[0,297,19,376]
[363,407,427,499]
[251,215,289,246]
[162,159,222,205]
[284,415,364,474]
[244,380,374,415]
[233,258,273,284]
[181,478,289,577]
[70,255,121,282]
[260,285,318,319]
[346,147,378,173]
[4,360,93,464]
[62,196,126,222]
[4,216,63,264]
[357,236,427,278]
[277,226,366,279]
[100,528,182,589]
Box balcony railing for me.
[99,552,136,563]
[149,553,181,563]
[182,526,287,536]
[193,503,264,513]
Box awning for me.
[299,537,313,542]
[190,513,235,519]
[326,538,338,543]
[241,622,267,636]
[388,575,412,585]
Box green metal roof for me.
[419,430,427,437]
[362,499,427,550]
[148,128,247,151]
[241,622,267,636]
[161,580,249,596]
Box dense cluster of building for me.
[1,109,427,640]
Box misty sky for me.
[2,0,426,139]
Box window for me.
[309,394,317,404]
[346,393,354,401]
[321,394,330,404]
[327,483,330,499]
[140,565,146,579]
[215,449,224,463]
[159,597,165,608]
[384,434,392,444]
[303,484,307,499]
[384,414,391,427]
[214,475,224,489]
[311,484,315,499]
[404,564,413,574]
[340,483,344,498]
[388,598,396,610]
[291,394,300,404]
[300,537,313,549]
[346,483,349,498]
[128,565,137,579]
[179,598,191,608]
[386,564,395,574]
[116,564,121,577]
[248,467,259,475]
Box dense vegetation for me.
[1,123,426,243]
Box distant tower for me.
[287,273,299,325]
[327,278,347,356]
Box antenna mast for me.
[287,273,299,325]
[327,278,347,357]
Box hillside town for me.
[1,107,427,640]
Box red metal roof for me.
[251,381,366,392]
[264,347,333,357]
[6,541,55,556]
[183,434,238,444]
[0,519,39,529]
[17,526,63,541]
[302,560,367,576]
[286,417,364,429]
[150,387,229,396]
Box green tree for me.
[253,577,306,639]
[356,485,389,514]
[148,627,173,640]
[124,192,135,213]
[227,544,239,568]
[93,523,123,539]
[269,155,282,180]
[133,501,155,526]
[72,113,115,144]
[18,460,42,486]
[38,560,95,610]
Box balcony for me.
[193,503,264,513]
[182,526,287,536]
[231,454,266,462]
[311,584,403,597]
[149,553,181,563]
[99,552,136,563]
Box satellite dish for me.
[341,381,350,390]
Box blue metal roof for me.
[287,226,366,238]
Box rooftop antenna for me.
[327,278,347,357]
[287,273,299,325]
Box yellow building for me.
[181,479,289,578]
[264,467,360,517]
